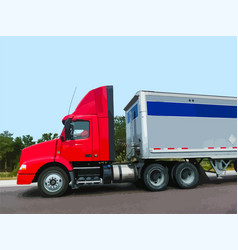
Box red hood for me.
[20,139,58,166]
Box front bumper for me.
[17,174,35,185]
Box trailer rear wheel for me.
[173,162,199,189]
[38,167,69,197]
[143,163,169,191]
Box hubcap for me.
[148,169,164,186]
[180,168,195,185]
[43,173,63,193]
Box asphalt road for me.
[0,172,236,214]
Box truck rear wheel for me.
[38,167,69,197]
[173,162,199,189]
[170,162,179,186]
[143,163,169,191]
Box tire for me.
[234,161,237,172]
[38,167,69,197]
[170,162,179,186]
[173,162,199,189]
[143,163,169,191]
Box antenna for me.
[68,87,77,115]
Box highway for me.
[0,171,236,214]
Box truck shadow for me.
[21,174,237,198]
[21,183,141,198]
[200,174,237,185]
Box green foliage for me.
[0,131,16,171]
[22,135,35,147]
[114,116,126,162]
[0,132,14,161]
[9,166,19,176]
[14,137,24,153]
[0,165,19,178]
[0,131,13,137]
[0,131,35,172]
[0,130,59,173]
[37,133,58,143]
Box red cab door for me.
[60,116,97,162]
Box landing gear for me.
[209,160,232,177]
[38,167,69,197]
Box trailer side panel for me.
[125,91,237,160]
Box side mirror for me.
[60,136,65,142]
[65,118,72,140]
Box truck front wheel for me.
[143,163,169,191]
[38,167,69,197]
[173,162,199,189]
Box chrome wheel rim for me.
[43,173,63,193]
[180,168,195,185]
[148,169,164,186]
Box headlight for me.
[19,164,27,170]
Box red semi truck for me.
[17,86,237,197]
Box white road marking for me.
[0,180,37,187]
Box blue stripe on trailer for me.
[127,104,138,123]
[147,101,237,118]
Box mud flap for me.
[189,159,210,184]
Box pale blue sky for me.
[0,36,237,140]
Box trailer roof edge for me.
[124,90,237,111]
[139,90,237,100]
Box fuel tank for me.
[112,164,137,183]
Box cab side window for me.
[71,121,90,140]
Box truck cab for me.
[17,86,116,196]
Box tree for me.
[14,136,24,151]
[0,131,14,170]
[37,133,58,143]
[114,116,126,162]
[14,136,24,160]
[0,131,13,138]
[0,134,14,161]
[22,135,35,148]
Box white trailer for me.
[124,90,237,189]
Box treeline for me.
[0,116,126,172]
[0,131,59,172]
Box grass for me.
[0,167,18,180]
[0,176,17,180]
